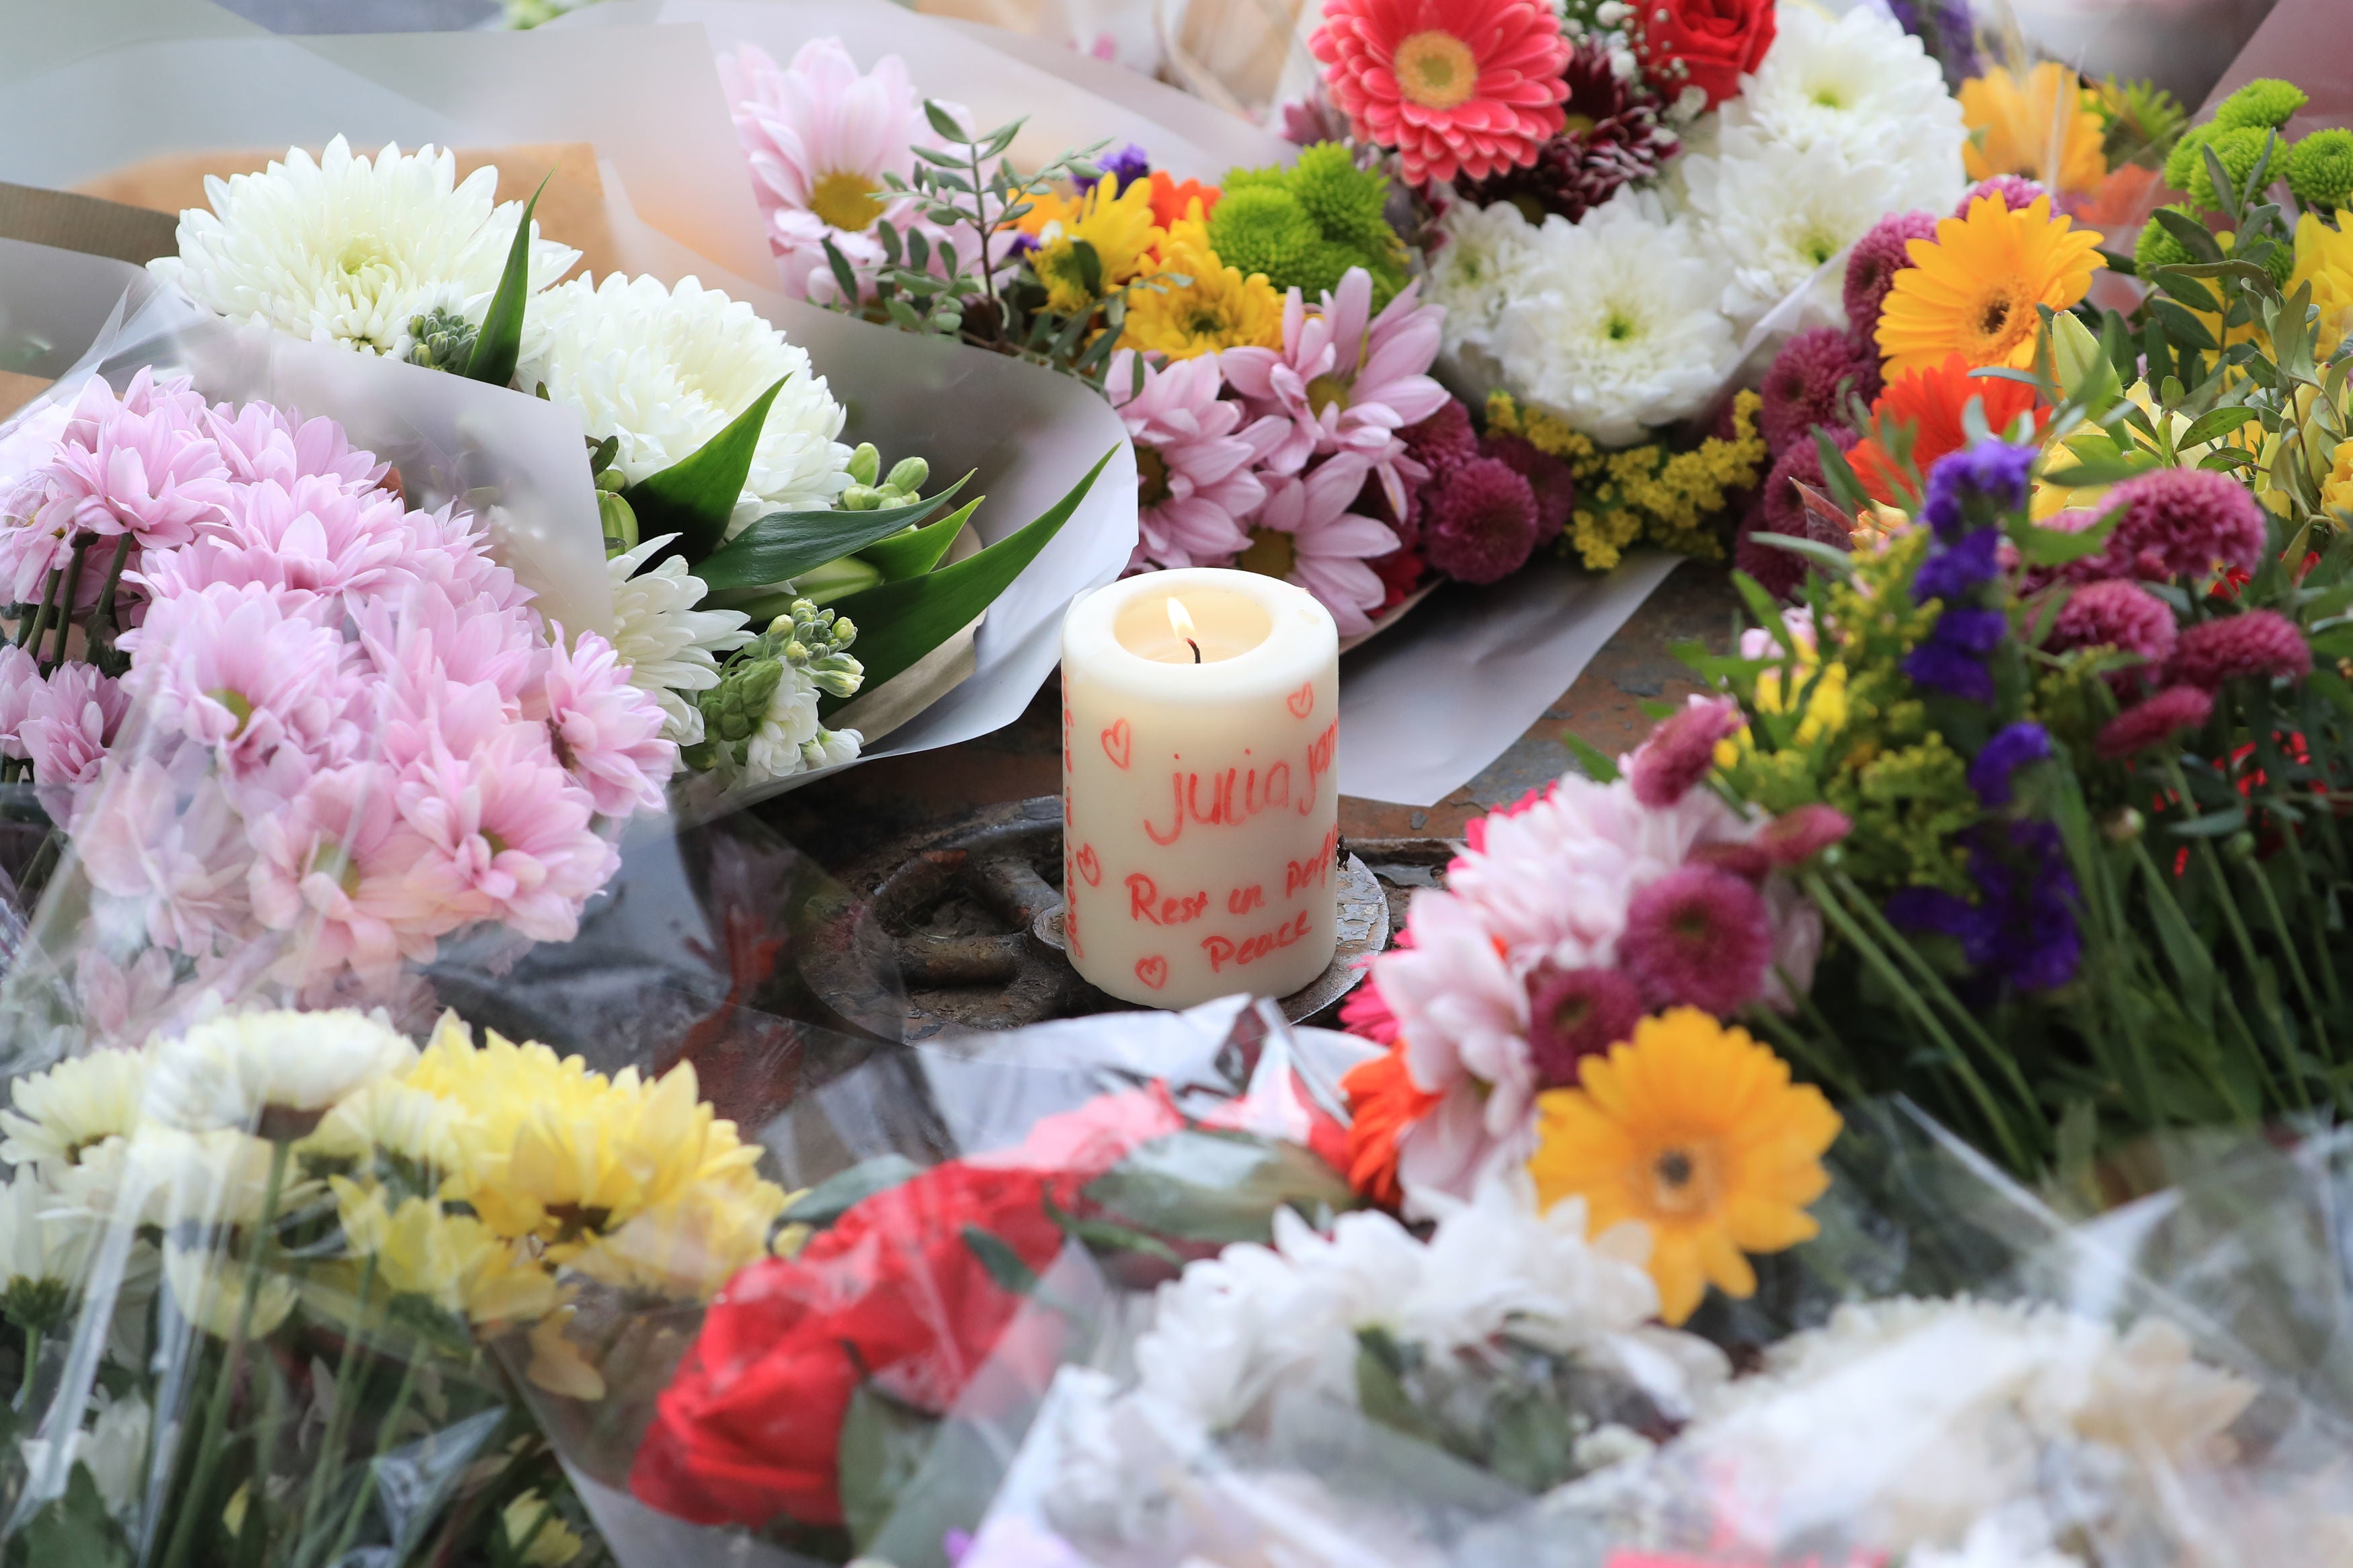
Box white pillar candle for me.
[1061,568,1341,1008]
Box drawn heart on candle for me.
[1286,682,1314,718]
[1101,718,1132,770]
[1074,843,1101,886]
[1134,955,1168,990]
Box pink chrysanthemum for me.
[18,661,127,801]
[173,474,415,610]
[1421,454,1538,583]
[536,627,677,817]
[2046,578,2179,678]
[246,761,438,983]
[2096,683,2215,759]
[1309,0,1571,186]
[2081,468,2268,585]
[204,402,388,493]
[1371,889,1535,1168]
[1243,452,1400,636]
[1957,176,2046,216]
[1479,432,1574,544]
[1111,351,1285,572]
[33,371,233,554]
[395,731,619,943]
[1843,210,1940,349]
[1618,863,1774,1017]
[2167,609,2313,690]
[0,644,40,762]
[1759,327,1880,458]
[1222,269,1449,513]
[1630,696,1744,808]
[73,762,254,958]
[1523,965,1643,1088]
[122,581,354,782]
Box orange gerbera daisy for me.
[1148,170,1220,231]
[1527,1009,1840,1326]
[1847,353,2050,505]
[1959,62,2109,198]
[1874,194,2105,376]
[1340,1041,1441,1208]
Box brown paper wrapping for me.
[0,373,51,421]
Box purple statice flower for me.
[1913,527,2002,603]
[1884,0,1983,91]
[1904,606,2007,702]
[1968,721,2052,808]
[1888,821,2079,991]
[1078,142,1151,195]
[1919,440,2037,542]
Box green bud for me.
[794,555,885,606]
[2047,310,2109,405]
[840,485,881,511]
[405,306,480,375]
[784,640,809,663]
[594,466,628,493]
[2223,829,2258,862]
[885,456,929,493]
[832,616,858,647]
[847,443,881,487]
[2105,807,2144,843]
[598,491,639,556]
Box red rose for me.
[628,1162,1075,1530]
[1634,0,1776,110]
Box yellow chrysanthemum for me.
[1527,1009,1841,1326]
[2290,211,2353,360]
[1026,179,1164,317]
[1959,63,2108,197]
[331,1179,560,1324]
[1120,217,1282,359]
[502,1491,586,1568]
[2321,438,2353,518]
[1875,194,2105,376]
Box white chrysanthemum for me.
[1723,5,1966,214]
[162,1241,297,1339]
[1428,196,1541,352]
[606,534,754,745]
[1494,193,1734,447]
[742,665,862,782]
[0,1050,147,1171]
[19,1392,151,1520]
[0,1171,97,1323]
[151,137,580,360]
[1683,130,1914,328]
[120,1128,298,1229]
[520,274,854,532]
[143,1009,415,1134]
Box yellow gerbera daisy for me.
[1026,178,1164,317]
[1527,1008,1841,1326]
[1959,63,2108,197]
[1119,217,1283,359]
[1874,194,2105,376]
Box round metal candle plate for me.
[799,796,1394,1041]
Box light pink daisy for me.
[122,581,352,781]
[719,40,950,302]
[204,401,389,493]
[1244,452,1399,636]
[247,761,439,984]
[1109,350,1285,571]
[72,760,255,958]
[534,627,676,817]
[1221,269,1449,513]
[395,730,619,942]
[34,374,233,552]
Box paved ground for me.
[765,565,1743,867]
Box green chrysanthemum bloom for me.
[2289,128,2353,212]
[2214,77,2308,133]
[1207,153,1406,305]
[2133,204,2197,276]
[1285,143,1398,262]
[2161,122,2219,193]
[2185,125,2276,209]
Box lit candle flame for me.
[1167,597,1201,663]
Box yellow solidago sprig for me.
[1488,390,1767,572]
[1119,215,1283,360]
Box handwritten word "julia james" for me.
[1142,721,1340,847]
[1127,872,1208,926]
[1201,909,1312,973]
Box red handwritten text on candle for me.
[1134,955,1168,990]
[1101,718,1132,771]
[1202,909,1312,973]
[1227,884,1265,914]
[1062,701,1073,774]
[1298,721,1337,816]
[1073,843,1101,887]
[1287,680,1315,718]
[1142,761,1295,846]
[1066,891,1084,960]
[1285,825,1341,899]
[1127,872,1209,926]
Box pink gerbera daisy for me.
[534,627,677,818]
[1242,452,1400,636]
[1110,351,1286,572]
[1309,0,1570,185]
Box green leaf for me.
[859,497,980,582]
[1730,570,1794,657]
[1353,1329,1443,1447]
[1561,731,1620,783]
[1082,1128,1357,1245]
[1042,1190,1184,1266]
[961,1225,1041,1296]
[2178,405,2260,449]
[2039,454,2160,488]
[2017,509,2119,566]
[820,448,1115,715]
[620,376,789,562]
[2149,297,2219,354]
[837,1385,939,1554]
[21,1463,131,1568]
[1743,532,1858,582]
[923,99,973,142]
[2151,206,2223,265]
[779,1154,923,1228]
[464,167,553,387]
[2169,806,2249,838]
[693,474,973,591]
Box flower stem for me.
[2164,759,2305,1104]
[2240,852,2331,1064]
[15,567,58,653]
[319,1354,420,1567]
[16,1325,40,1411]
[44,539,88,676]
[294,1255,378,1557]
[158,1138,291,1568]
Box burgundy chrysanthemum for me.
[2168,609,2313,689]
[1619,864,1774,1017]
[1739,431,1858,600]
[1956,175,2046,216]
[2081,468,2270,585]
[1630,697,1744,808]
[1402,401,1480,477]
[1421,456,1540,583]
[1453,43,1679,223]
[1843,209,1941,349]
[2096,683,2215,759]
[1759,327,1882,457]
[2047,579,2180,674]
[1524,965,1644,1088]
[1480,432,1575,544]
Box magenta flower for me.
[535,628,676,817]
[2168,610,2312,690]
[395,731,620,942]
[1245,452,1400,636]
[1956,175,2046,216]
[1843,210,1940,348]
[2046,577,2178,684]
[247,761,438,983]
[1618,863,1774,1016]
[2077,468,2268,585]
[1630,696,1745,808]
[1222,269,1449,514]
[1523,965,1643,1089]
[122,581,353,782]
[1759,327,1880,457]
[1421,456,1540,585]
[2096,683,2214,759]
[1110,351,1285,571]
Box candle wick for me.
[1187,638,1201,664]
